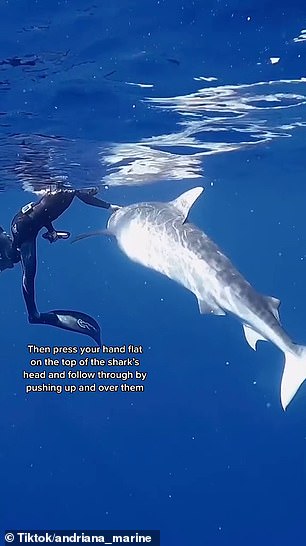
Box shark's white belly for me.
[117,219,291,352]
[117,219,224,303]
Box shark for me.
[73,187,306,409]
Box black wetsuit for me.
[6,188,112,345]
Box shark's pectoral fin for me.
[171,187,204,222]
[243,323,267,351]
[71,230,113,244]
[265,296,281,322]
[198,298,225,316]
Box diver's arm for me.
[43,221,57,238]
[76,189,111,209]
[42,221,70,243]
[44,221,55,233]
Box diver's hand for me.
[109,204,121,212]
[42,230,70,243]
[86,187,99,196]
[42,230,58,243]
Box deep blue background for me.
[1,1,306,544]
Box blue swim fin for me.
[33,310,101,345]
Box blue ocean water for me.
[1,0,306,544]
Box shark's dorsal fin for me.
[171,187,204,221]
[265,296,281,322]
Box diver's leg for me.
[20,240,101,345]
[20,240,39,320]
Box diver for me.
[0,186,119,345]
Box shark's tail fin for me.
[281,346,306,410]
